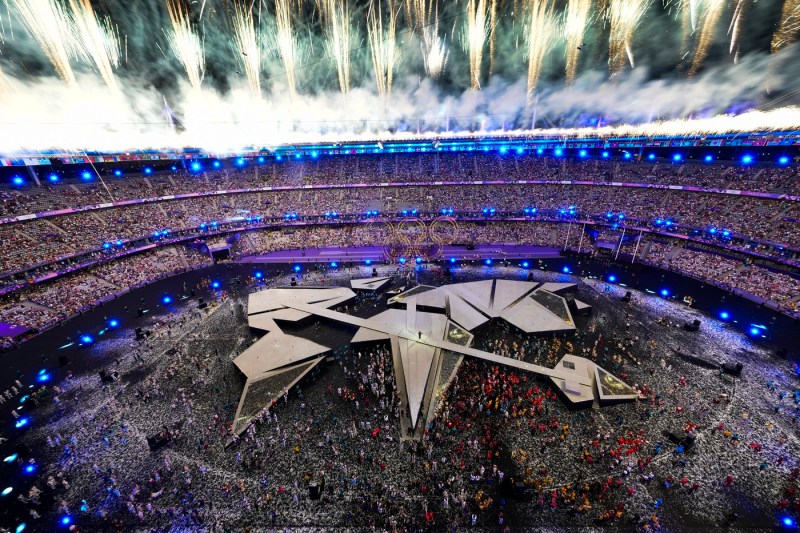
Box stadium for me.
[1,0,799,531]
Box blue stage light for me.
[37,373,49,382]
[108,319,119,328]
[579,149,588,158]
[237,157,245,166]
[602,151,610,158]
[623,152,632,159]
[212,281,221,289]
[171,166,177,171]
[144,167,152,175]
[722,230,731,237]
[484,258,492,265]
[191,162,201,172]
[15,523,25,533]
[102,242,111,249]
[293,265,301,272]
[60,516,72,526]
[778,156,790,165]
[648,153,656,160]
[48,174,59,183]
[709,227,717,234]
[516,148,524,155]
[12,176,24,186]
[330,262,338,268]
[536,148,544,155]
[673,154,682,162]
[114,170,122,177]
[398,257,406,264]
[276,155,282,161]
[15,418,28,428]
[115,240,123,246]
[161,295,172,305]
[562,266,570,274]
[1,487,12,496]
[741,155,753,164]
[23,464,35,474]
[81,171,92,180]
[704,155,713,162]
[213,161,221,168]
[608,275,617,283]
[4,454,18,462]
[749,326,761,337]
[499,146,508,154]
[450,257,457,264]
[554,148,563,157]
[660,289,669,297]
[521,261,530,268]
[258,156,265,163]
[782,516,794,527]
[254,271,263,279]
[415,257,422,264]
[719,311,730,320]
[365,259,372,265]
[80,334,94,345]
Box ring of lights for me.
[375,218,461,261]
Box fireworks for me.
[464,0,490,90]
[406,0,448,78]
[524,0,557,98]
[231,1,262,98]
[165,0,205,91]
[728,0,747,58]
[274,0,299,98]
[688,0,725,77]
[564,0,592,84]
[10,0,81,85]
[771,0,800,53]
[607,0,651,76]
[319,0,352,95]
[68,0,122,92]
[368,0,398,95]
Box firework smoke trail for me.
[728,0,746,59]
[165,0,205,90]
[688,0,725,77]
[231,1,261,98]
[10,0,81,84]
[319,0,351,95]
[274,0,298,97]
[524,0,556,98]
[405,0,448,78]
[564,0,591,84]
[464,0,490,90]
[367,0,398,95]
[771,0,800,52]
[68,0,121,92]
[607,0,651,76]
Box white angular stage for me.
[231,280,640,439]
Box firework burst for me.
[274,0,299,97]
[68,0,122,92]
[564,0,591,84]
[10,0,81,85]
[607,0,651,76]
[464,0,490,90]
[231,0,262,98]
[771,0,800,52]
[318,0,351,95]
[165,0,205,90]
[688,0,725,76]
[368,0,398,95]
[524,0,557,98]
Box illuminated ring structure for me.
[376,217,460,261]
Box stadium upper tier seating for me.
[0,154,798,346]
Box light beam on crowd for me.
[165,0,205,91]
